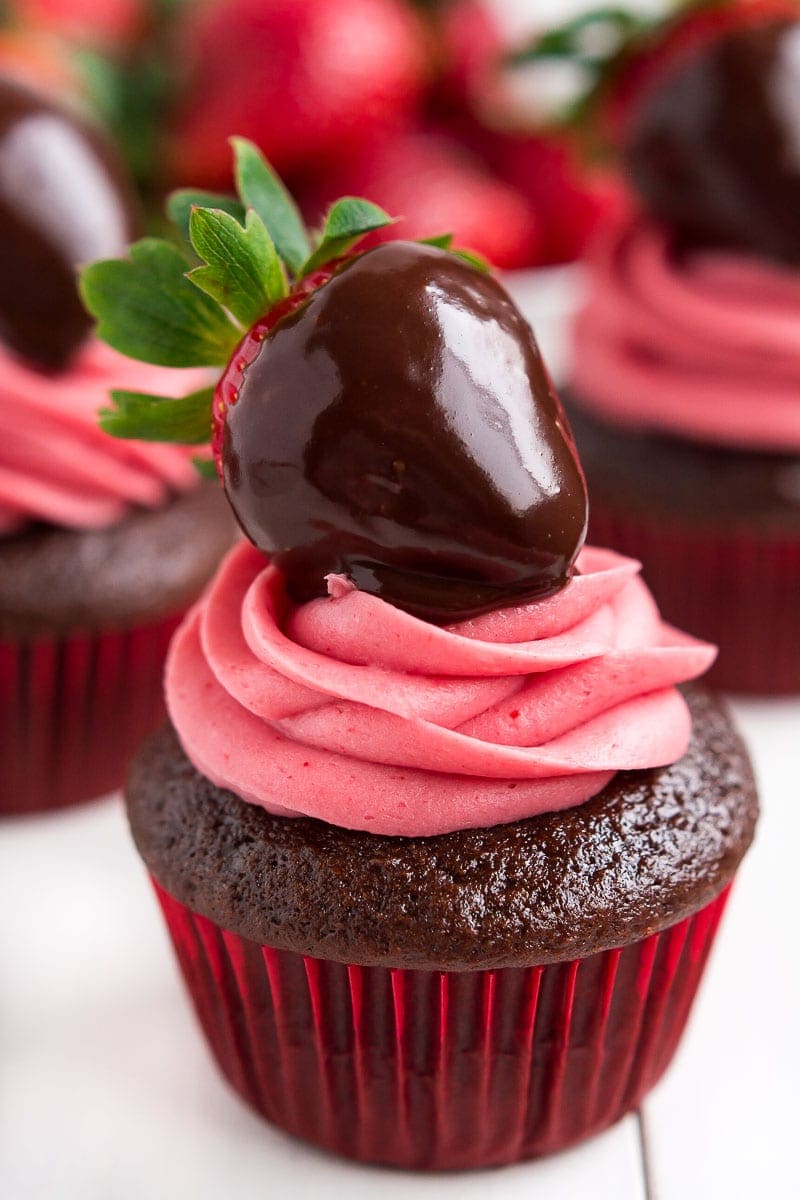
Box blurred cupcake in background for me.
[0,76,234,816]
[558,1,800,694]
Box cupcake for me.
[83,143,758,1169]
[561,12,800,694]
[0,77,235,816]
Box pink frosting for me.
[0,338,207,535]
[165,540,715,837]
[572,217,800,452]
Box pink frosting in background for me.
[571,217,800,452]
[166,541,715,837]
[0,338,207,535]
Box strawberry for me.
[430,0,504,108]
[304,132,542,270]
[80,138,586,621]
[485,133,630,266]
[210,264,337,473]
[165,0,430,188]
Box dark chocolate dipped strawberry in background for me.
[625,15,800,265]
[0,76,140,371]
[553,1,800,695]
[0,74,234,817]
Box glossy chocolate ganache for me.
[0,77,139,372]
[222,242,588,623]
[626,17,800,264]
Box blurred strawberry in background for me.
[305,130,541,270]
[482,133,630,265]
[297,0,625,268]
[0,0,635,271]
[427,0,504,107]
[166,0,430,187]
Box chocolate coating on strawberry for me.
[625,18,800,263]
[0,77,139,372]
[221,241,588,622]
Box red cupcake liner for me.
[0,614,182,816]
[154,878,731,1170]
[588,503,800,695]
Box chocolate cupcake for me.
[83,142,757,1169]
[563,14,800,694]
[0,77,235,815]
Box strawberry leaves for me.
[100,385,215,443]
[300,197,394,274]
[80,139,491,451]
[167,189,247,239]
[79,239,240,367]
[232,137,311,275]
[188,207,288,328]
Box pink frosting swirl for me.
[165,540,715,837]
[0,338,206,534]
[572,217,800,452]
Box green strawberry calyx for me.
[79,137,488,455]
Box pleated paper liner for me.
[154,879,731,1170]
[587,504,800,696]
[0,614,181,816]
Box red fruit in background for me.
[167,0,430,188]
[602,0,800,142]
[488,134,630,265]
[6,0,145,49]
[305,132,541,270]
[432,0,504,107]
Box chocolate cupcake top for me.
[128,686,756,970]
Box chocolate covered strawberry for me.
[625,14,800,263]
[81,139,587,622]
[0,75,139,370]
[508,1,800,261]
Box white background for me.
[2,2,799,1197]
